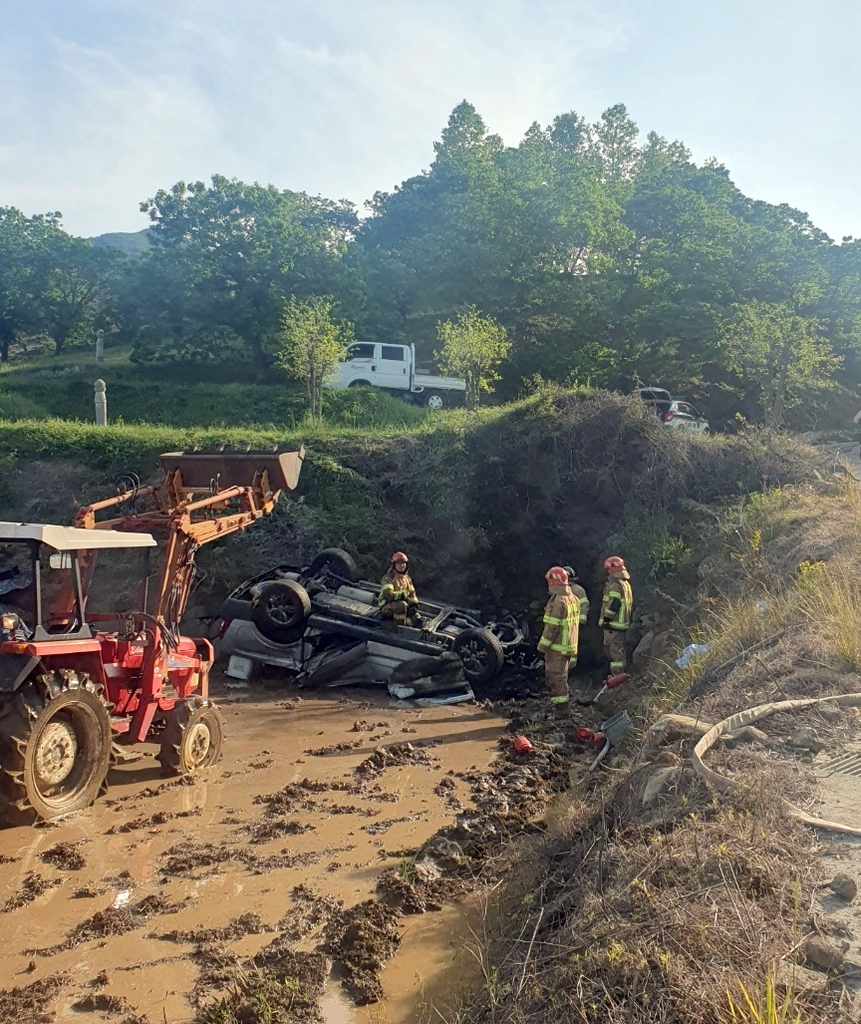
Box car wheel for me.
[452,628,505,684]
[252,579,311,644]
[424,392,445,410]
[307,547,358,581]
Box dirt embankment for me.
[452,476,861,1024]
[0,389,822,653]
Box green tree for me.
[0,207,56,362]
[435,308,511,408]
[43,237,122,355]
[135,176,358,374]
[719,301,840,426]
[277,296,353,422]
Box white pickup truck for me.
[324,342,466,409]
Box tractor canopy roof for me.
[0,522,157,551]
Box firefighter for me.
[563,566,589,628]
[600,555,632,676]
[538,565,580,715]
[378,552,422,627]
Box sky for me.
[0,0,858,241]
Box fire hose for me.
[692,693,861,836]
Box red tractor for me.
[0,448,303,825]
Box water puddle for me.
[0,683,507,1023]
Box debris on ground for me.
[26,894,184,955]
[1,873,62,912]
[195,940,329,1024]
[828,873,858,901]
[353,742,441,780]
[278,885,344,942]
[322,900,401,1004]
[106,809,202,834]
[0,974,68,1024]
[160,912,270,945]
[38,842,86,871]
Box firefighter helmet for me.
[562,565,577,582]
[545,566,569,586]
[604,556,626,574]
[390,551,409,565]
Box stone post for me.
[95,329,104,362]
[94,379,107,426]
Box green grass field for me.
[0,343,430,430]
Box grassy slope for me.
[0,344,429,428]
[0,385,823,626]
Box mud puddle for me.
[0,681,510,1023]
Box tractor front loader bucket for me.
[159,449,305,495]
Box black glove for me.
[601,619,611,629]
[408,608,423,625]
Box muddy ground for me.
[0,675,531,1024]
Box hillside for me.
[89,227,152,256]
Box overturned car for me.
[217,548,536,696]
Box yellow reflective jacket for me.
[538,585,580,657]
[378,570,418,609]
[601,575,632,631]
[569,581,589,625]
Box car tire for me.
[452,628,505,684]
[424,392,445,410]
[307,547,358,582]
[252,579,311,644]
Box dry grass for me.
[449,783,823,1024]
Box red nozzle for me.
[572,728,605,745]
[605,672,629,690]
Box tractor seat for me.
[312,591,381,619]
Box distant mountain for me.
[90,228,152,257]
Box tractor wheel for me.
[252,579,311,644]
[158,697,224,777]
[307,547,358,582]
[452,628,505,685]
[0,671,112,825]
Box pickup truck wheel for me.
[424,392,445,410]
[348,380,372,388]
[452,628,505,684]
[252,579,311,644]
[308,548,358,582]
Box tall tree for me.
[719,301,839,426]
[0,208,56,362]
[135,176,358,374]
[43,236,122,355]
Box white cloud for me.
[0,0,858,239]
[0,0,630,233]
